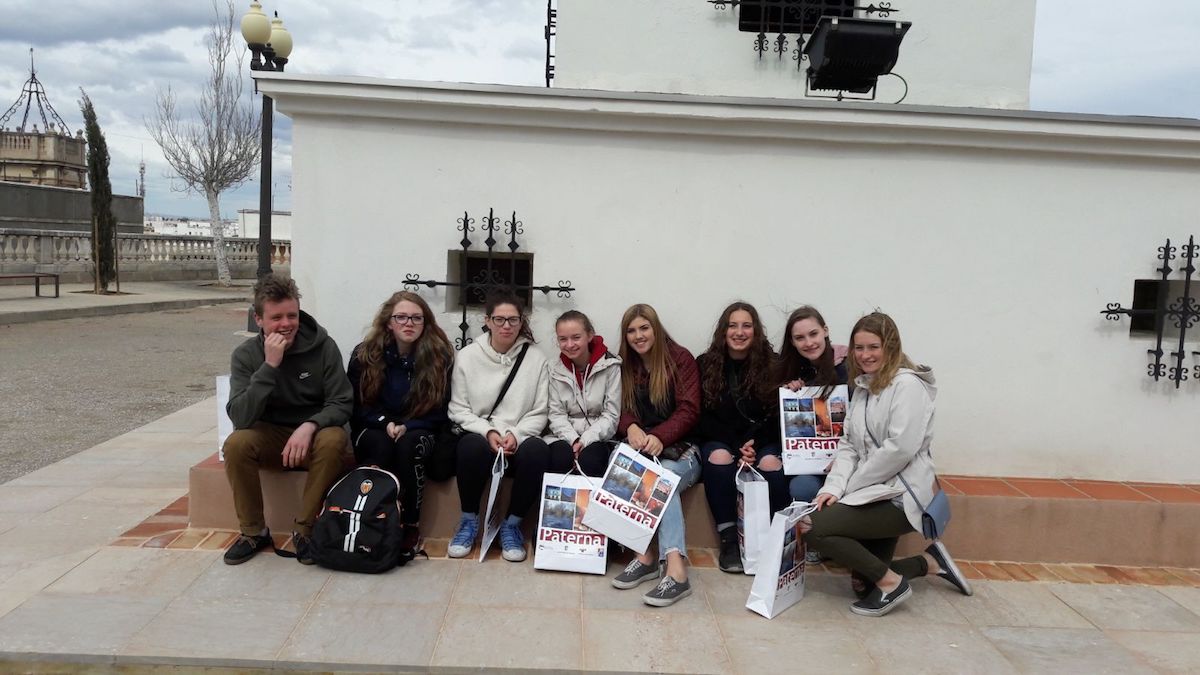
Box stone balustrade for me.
[0,228,291,283]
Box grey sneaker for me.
[642,575,692,607]
[805,549,823,565]
[612,559,660,589]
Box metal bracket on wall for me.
[1101,235,1199,388]
[402,208,575,350]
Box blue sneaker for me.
[499,522,526,562]
[447,515,478,558]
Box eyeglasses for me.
[488,315,522,327]
[389,314,425,325]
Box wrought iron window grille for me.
[545,0,557,87]
[1100,235,1199,388]
[402,209,575,349]
[707,0,900,71]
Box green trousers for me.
[804,500,929,583]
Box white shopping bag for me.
[534,466,608,575]
[780,385,848,475]
[746,501,818,619]
[736,463,771,575]
[582,443,680,555]
[477,452,508,562]
[216,375,233,461]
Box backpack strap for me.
[486,342,531,423]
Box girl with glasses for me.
[347,291,454,555]
[694,301,786,574]
[446,290,565,562]
[609,304,702,607]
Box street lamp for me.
[240,1,291,329]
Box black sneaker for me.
[293,532,316,565]
[850,577,911,617]
[926,541,973,596]
[401,524,421,555]
[612,559,661,589]
[850,571,875,601]
[643,575,693,607]
[223,531,272,565]
[717,527,743,574]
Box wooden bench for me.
[0,272,60,298]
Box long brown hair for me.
[774,306,838,386]
[848,312,916,395]
[483,289,535,343]
[698,302,776,408]
[356,291,453,417]
[619,304,677,414]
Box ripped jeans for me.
[651,449,702,562]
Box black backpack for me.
[309,467,408,573]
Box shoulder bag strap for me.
[486,343,531,423]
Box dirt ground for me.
[0,304,250,484]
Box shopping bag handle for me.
[491,450,507,474]
[736,461,765,481]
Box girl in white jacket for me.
[544,310,622,476]
[446,291,565,562]
[806,312,972,617]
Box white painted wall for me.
[555,0,1035,109]
[261,75,1200,484]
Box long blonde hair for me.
[848,312,916,395]
[619,304,677,414]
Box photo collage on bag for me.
[778,518,805,578]
[601,452,672,519]
[783,387,847,440]
[537,482,604,556]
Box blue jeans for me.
[654,449,702,562]
[789,473,827,503]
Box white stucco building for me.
[255,0,1200,484]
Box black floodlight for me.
[802,16,911,96]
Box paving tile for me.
[1096,565,1137,583]
[122,597,308,661]
[433,606,582,670]
[73,487,187,509]
[972,562,1014,581]
[5,461,133,487]
[44,547,216,599]
[143,531,184,548]
[451,557,581,610]
[0,518,125,568]
[718,613,875,674]
[875,577,972,627]
[688,547,717,568]
[1165,568,1200,587]
[1049,583,1200,632]
[849,619,1016,674]
[122,521,184,538]
[316,558,462,607]
[1020,563,1063,582]
[582,608,732,674]
[180,553,330,603]
[1107,630,1200,674]
[1156,585,1200,618]
[160,496,189,515]
[1066,565,1119,584]
[959,562,987,581]
[1126,483,1200,503]
[166,529,211,550]
[278,602,445,667]
[197,531,238,551]
[996,562,1037,582]
[946,478,1024,498]
[1120,566,1184,586]
[1043,564,1090,584]
[0,548,96,618]
[422,537,448,558]
[0,486,81,514]
[1066,480,1153,501]
[982,626,1155,674]
[1006,479,1089,499]
[585,564,711,615]
[0,594,169,655]
[949,581,1092,629]
[111,538,143,547]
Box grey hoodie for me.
[817,366,938,533]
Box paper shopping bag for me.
[534,468,608,575]
[746,501,818,619]
[216,375,233,461]
[780,385,848,475]
[582,443,680,555]
[736,464,771,575]
[477,452,508,562]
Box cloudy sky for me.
[1,0,1197,219]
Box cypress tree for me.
[80,90,117,292]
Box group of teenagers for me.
[222,273,972,618]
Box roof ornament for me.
[0,48,72,133]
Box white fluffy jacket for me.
[817,367,939,533]
[544,351,622,448]
[448,335,549,443]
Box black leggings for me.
[805,501,929,583]
[456,433,573,519]
[547,439,613,478]
[699,441,790,528]
[353,428,434,525]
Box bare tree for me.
[146,0,260,286]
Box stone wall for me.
[0,181,143,234]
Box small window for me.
[738,0,856,35]
[1128,278,1197,338]
[446,250,533,309]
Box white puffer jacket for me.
[817,367,938,533]
[544,346,622,449]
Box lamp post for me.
[240,1,292,329]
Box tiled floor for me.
[2,397,1200,673]
[940,475,1200,503]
